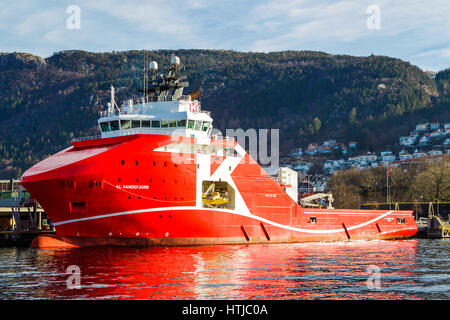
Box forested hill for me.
[0,50,449,178]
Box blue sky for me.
[1,0,449,71]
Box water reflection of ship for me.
[21,240,419,300]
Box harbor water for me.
[0,239,449,300]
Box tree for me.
[411,159,450,202]
[313,117,321,132]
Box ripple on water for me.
[0,239,448,299]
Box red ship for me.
[20,56,417,248]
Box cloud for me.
[0,0,448,70]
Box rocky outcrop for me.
[0,52,47,70]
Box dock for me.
[0,179,55,247]
[426,202,450,238]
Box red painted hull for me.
[21,134,418,248]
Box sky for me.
[1,0,449,72]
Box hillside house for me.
[428,150,443,156]
[430,123,440,130]
[349,142,357,149]
[419,134,430,144]
[430,129,443,138]
[416,123,429,131]
[381,154,396,162]
[413,151,427,158]
[399,153,413,161]
[445,124,450,134]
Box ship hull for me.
[21,134,418,248]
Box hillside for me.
[0,50,449,178]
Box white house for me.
[428,150,443,156]
[381,154,396,162]
[413,151,427,158]
[416,123,429,131]
[430,123,440,130]
[323,139,337,147]
[399,154,413,161]
[430,129,443,138]
[399,136,416,146]
[289,148,303,156]
[445,124,450,134]
[419,134,430,144]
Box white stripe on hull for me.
[53,206,396,235]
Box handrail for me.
[71,135,102,143]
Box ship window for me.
[310,217,317,224]
[110,120,120,131]
[194,120,202,131]
[121,120,131,129]
[225,148,238,157]
[397,218,406,224]
[100,122,110,132]
[169,120,177,127]
[132,120,141,128]
[177,119,186,127]
[202,121,210,132]
[161,120,169,128]
[187,120,195,129]
[151,120,161,128]
[142,120,151,127]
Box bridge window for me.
[121,120,131,129]
[110,120,120,131]
[161,120,169,128]
[202,121,210,132]
[194,120,202,130]
[142,120,151,127]
[100,122,110,132]
[169,120,177,127]
[152,120,161,128]
[177,119,186,127]
[187,120,195,129]
[132,120,141,128]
